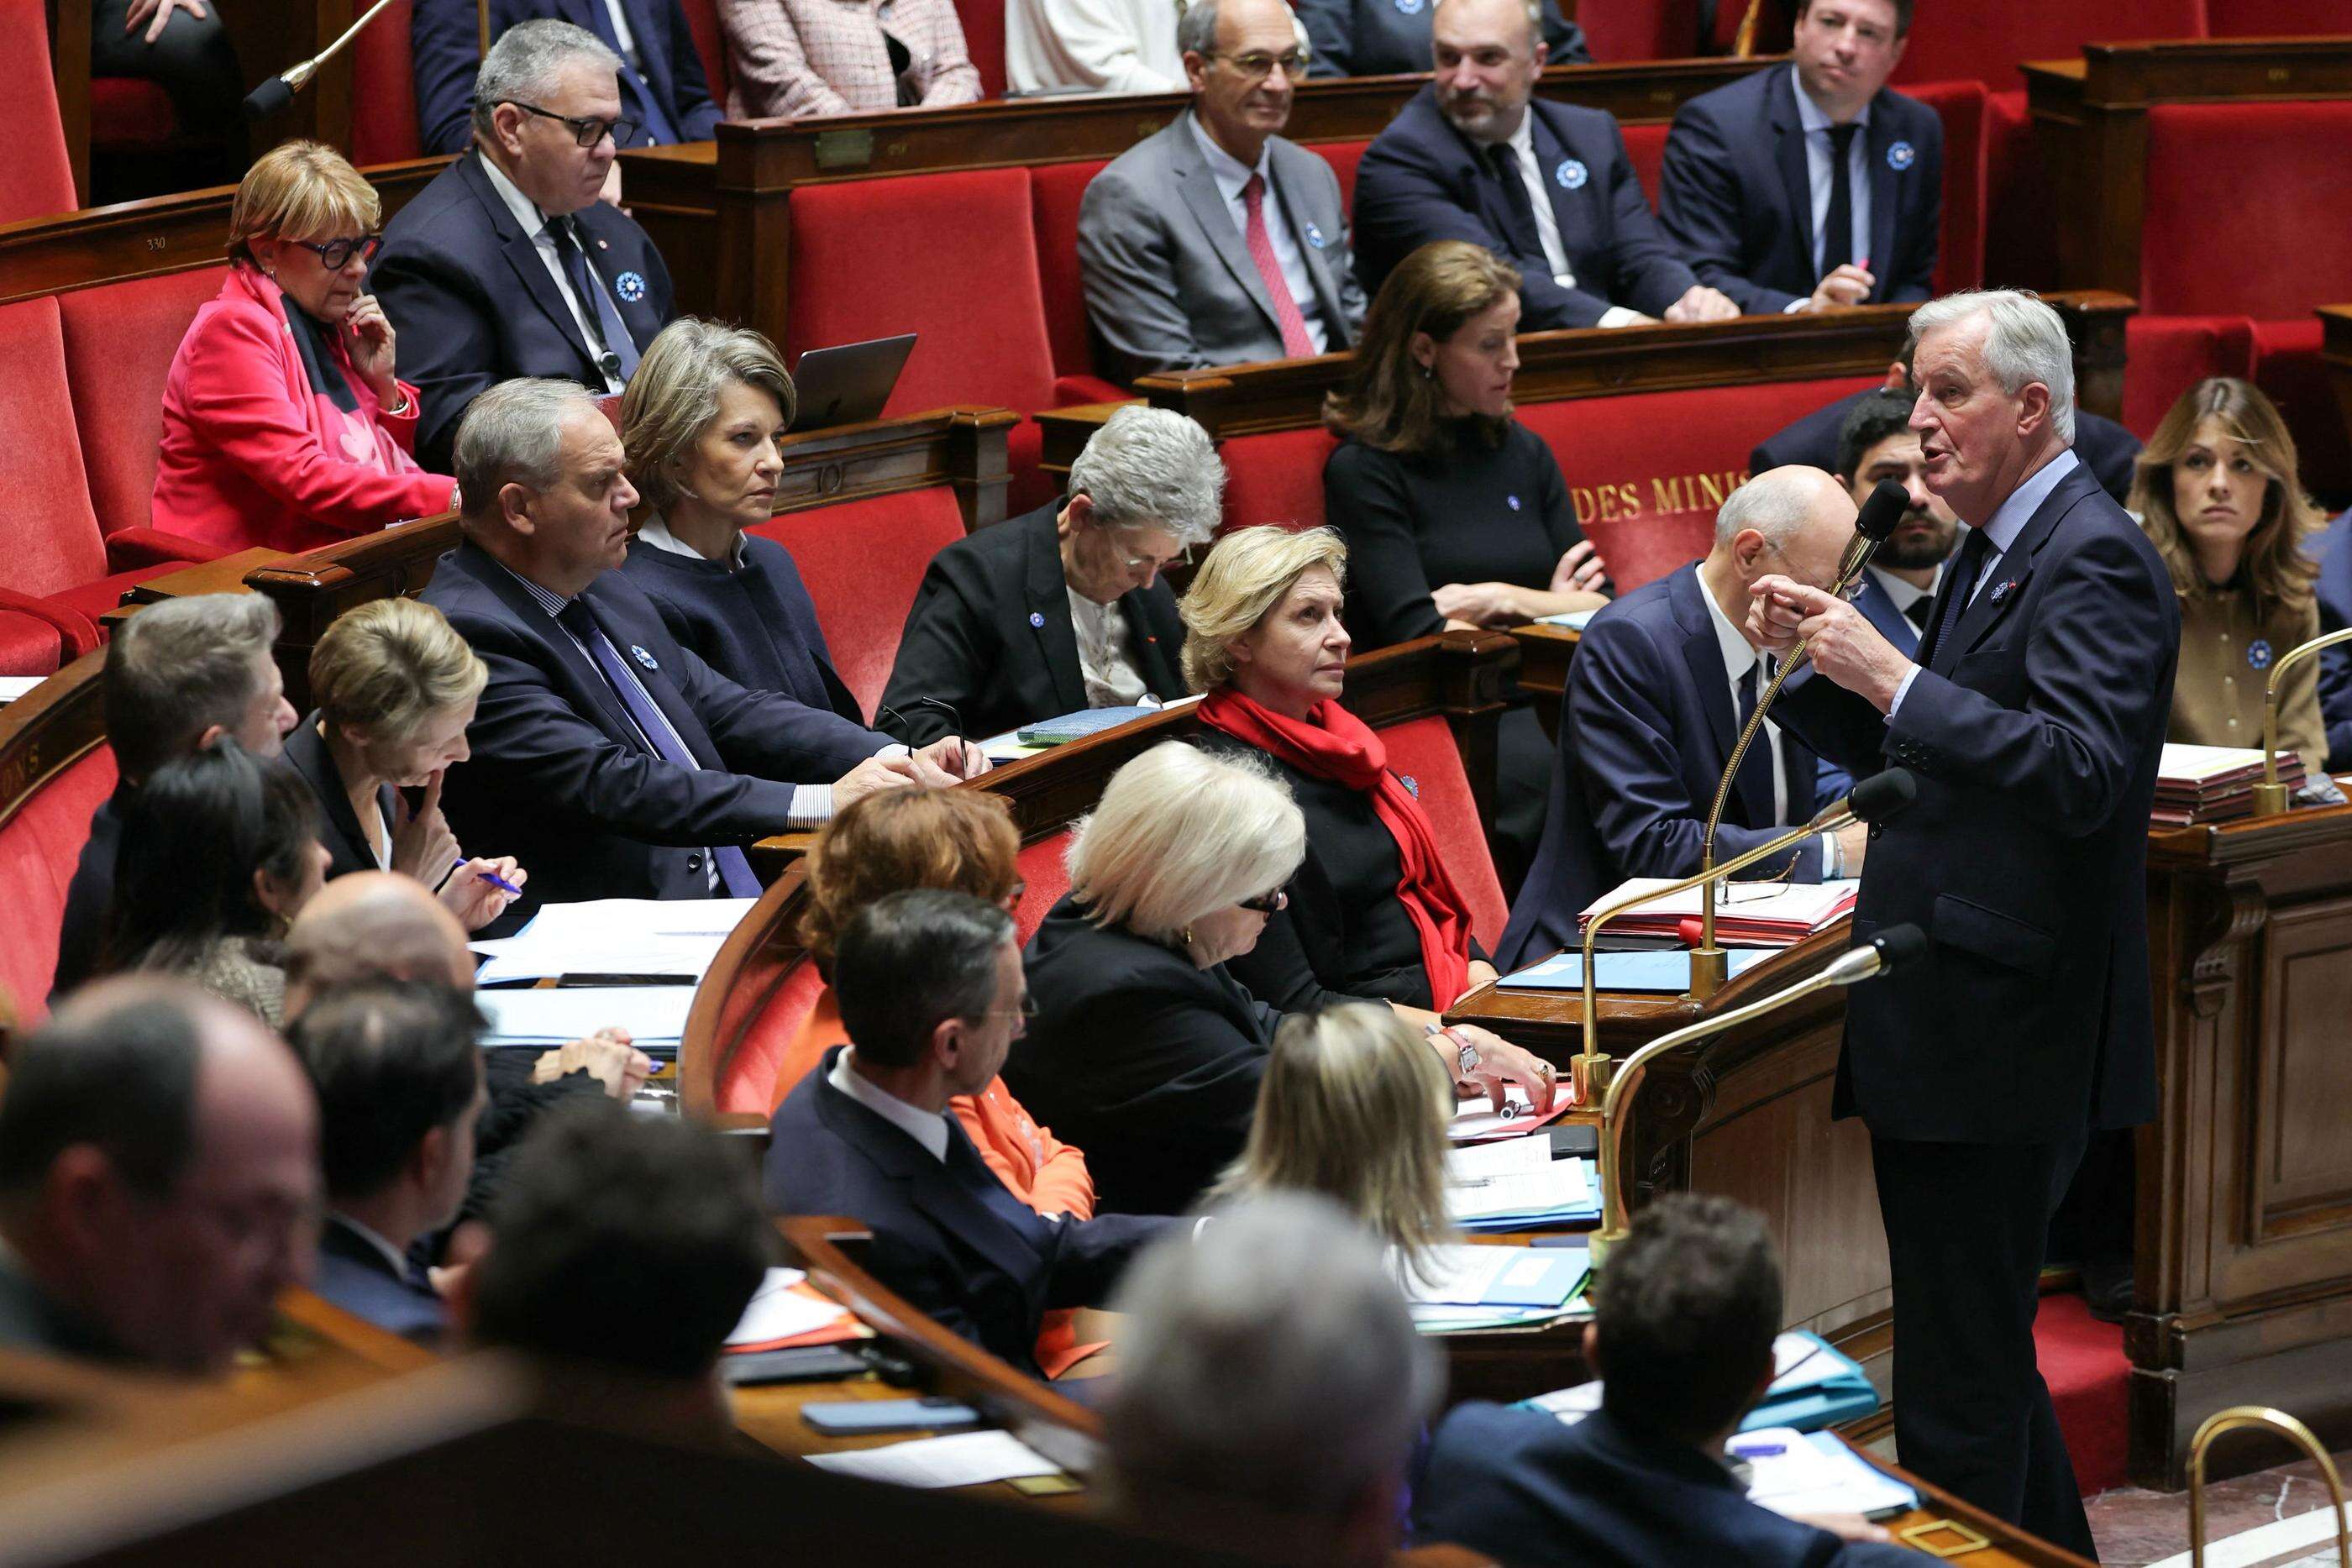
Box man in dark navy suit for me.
[418,380,979,926]
[412,0,722,160]
[1297,0,1585,78]
[2313,508,2352,768]
[1495,466,1864,969]
[1750,344,2145,506]
[288,981,486,1347]
[1813,387,1961,801]
[1351,0,1737,330]
[764,890,1173,1378]
[373,21,680,469]
[1660,0,1940,316]
[1414,1194,1924,1566]
[1749,290,2178,1555]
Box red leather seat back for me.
[789,170,1058,417]
[1620,122,1668,211]
[748,484,970,718]
[1518,375,1878,590]
[1903,78,1987,291]
[1304,139,1370,215]
[2123,315,2256,438]
[1031,159,1111,381]
[1377,714,1506,952]
[1,0,76,225]
[1013,830,1074,945]
[953,0,1007,98]
[58,267,232,538]
[0,741,117,1026]
[1890,0,2207,88]
[1216,427,1340,534]
[0,298,110,596]
[1978,89,2053,299]
[2207,0,2351,32]
[349,0,422,166]
[0,605,65,677]
[713,946,823,1116]
[2139,102,2352,319]
[675,0,733,107]
[1575,0,1698,61]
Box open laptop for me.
[789,333,917,430]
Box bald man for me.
[0,978,318,1374]
[1496,467,1864,968]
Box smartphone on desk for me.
[802,1396,983,1435]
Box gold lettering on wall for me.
[1572,469,1751,522]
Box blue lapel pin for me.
[2248,637,2274,670]
[1506,495,1522,511]
[1029,611,1047,629]
[1399,774,1420,799]
[1887,140,1916,172]
[615,270,648,302]
[1555,158,1588,191]
[630,643,659,670]
[1305,222,1328,249]
[1987,579,2016,607]
[1394,0,1423,13]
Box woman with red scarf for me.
[153,141,456,555]
[1184,525,1553,1102]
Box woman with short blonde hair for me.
[283,597,522,932]
[155,140,454,554]
[2129,377,2332,774]
[1206,1003,1457,1285]
[1179,525,1352,694]
[617,319,879,729]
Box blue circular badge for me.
[1555,159,1588,191]
[1394,0,1422,13]
[2249,638,2274,670]
[1305,222,1328,250]
[615,270,647,302]
[630,643,659,671]
[1029,611,1047,629]
[1507,495,1522,511]
[1887,140,1916,172]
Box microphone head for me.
[1867,924,1929,974]
[1854,478,1910,543]
[243,74,296,121]
[1847,767,1919,825]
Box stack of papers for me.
[1739,1429,1919,1520]
[1449,1093,1574,1144]
[804,1430,1062,1488]
[474,984,697,1057]
[0,675,43,706]
[1404,1243,1591,1335]
[470,897,757,984]
[1578,878,1857,947]
[2151,743,2307,827]
[1535,609,1599,631]
[1526,1332,1881,1435]
[1446,1137,1599,1230]
[1500,947,1775,993]
[725,1266,864,1352]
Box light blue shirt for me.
[1188,113,1330,353]
[1887,446,2079,716]
[1793,71,1872,286]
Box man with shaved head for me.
[0,978,318,1373]
[1496,466,1864,968]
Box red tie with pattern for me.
[1242,172,1317,359]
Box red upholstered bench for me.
[1305,139,1371,215]
[1575,0,1701,61]
[675,0,733,108]
[952,0,1008,99]
[1620,122,1668,210]
[3,0,76,225]
[0,655,115,1025]
[349,0,423,166]
[1030,160,1114,389]
[748,483,973,720]
[1904,79,1987,292]
[1890,0,2205,92]
[2206,0,2352,31]
[1378,714,1506,949]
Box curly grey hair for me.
[1068,406,1226,548]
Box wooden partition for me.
[2323,302,2352,430]
[2024,38,2352,299]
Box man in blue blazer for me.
[1352,0,1736,330]
[2313,508,2352,768]
[1750,349,2145,506]
[765,891,1173,1378]
[1660,0,1940,315]
[1413,1194,1923,1566]
[1750,291,2177,1555]
[373,22,680,469]
[419,380,977,926]
[412,0,722,159]
[1496,466,1864,970]
[288,981,486,1347]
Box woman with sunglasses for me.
[154,140,455,554]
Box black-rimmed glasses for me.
[1238,885,1290,915]
[508,100,638,149]
[291,233,382,270]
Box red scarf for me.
[1200,687,1476,1008]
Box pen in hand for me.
[456,857,524,896]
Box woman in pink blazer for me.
[154,140,456,554]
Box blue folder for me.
[1738,1331,1880,1433]
[1502,948,1775,993]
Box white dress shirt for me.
[1068,589,1149,707]
[1187,114,1330,353]
[829,1046,950,1162]
[1704,573,1845,871]
[331,1213,416,1281]
[601,0,643,71]
[477,152,627,394]
[1503,112,1643,330]
[1791,72,1873,292]
[636,513,748,569]
[1887,448,2079,717]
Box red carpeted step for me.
[2035,1291,2129,1496]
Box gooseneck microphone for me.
[1688,478,1912,994]
[1589,920,1925,1263]
[243,0,402,120]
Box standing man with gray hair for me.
[1494,465,1863,969]
[1747,288,2178,1554]
[1105,1192,1441,1567]
[878,405,1221,747]
[373,19,679,470]
[419,380,979,927]
[1076,0,1367,384]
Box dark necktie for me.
[575,0,680,144]
[1919,526,1993,669]
[1484,143,1546,267]
[1735,659,1782,825]
[1821,122,1861,281]
[546,216,642,382]
[1903,595,1934,632]
[554,599,762,898]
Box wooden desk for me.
[1509,622,1583,742]
[2321,303,2352,436]
[95,547,284,631]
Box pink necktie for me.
[1242,172,1317,359]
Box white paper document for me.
[804,1429,1061,1488]
[475,985,697,1046]
[1446,1162,1591,1223]
[1738,1428,1918,1519]
[724,1267,849,1347]
[1445,1135,1556,1183]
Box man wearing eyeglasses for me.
[374,19,679,470]
[1077,0,1366,385]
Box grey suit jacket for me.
[1078,112,1367,384]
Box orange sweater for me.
[775,989,1102,1376]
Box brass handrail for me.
[2188,1405,2348,1567]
